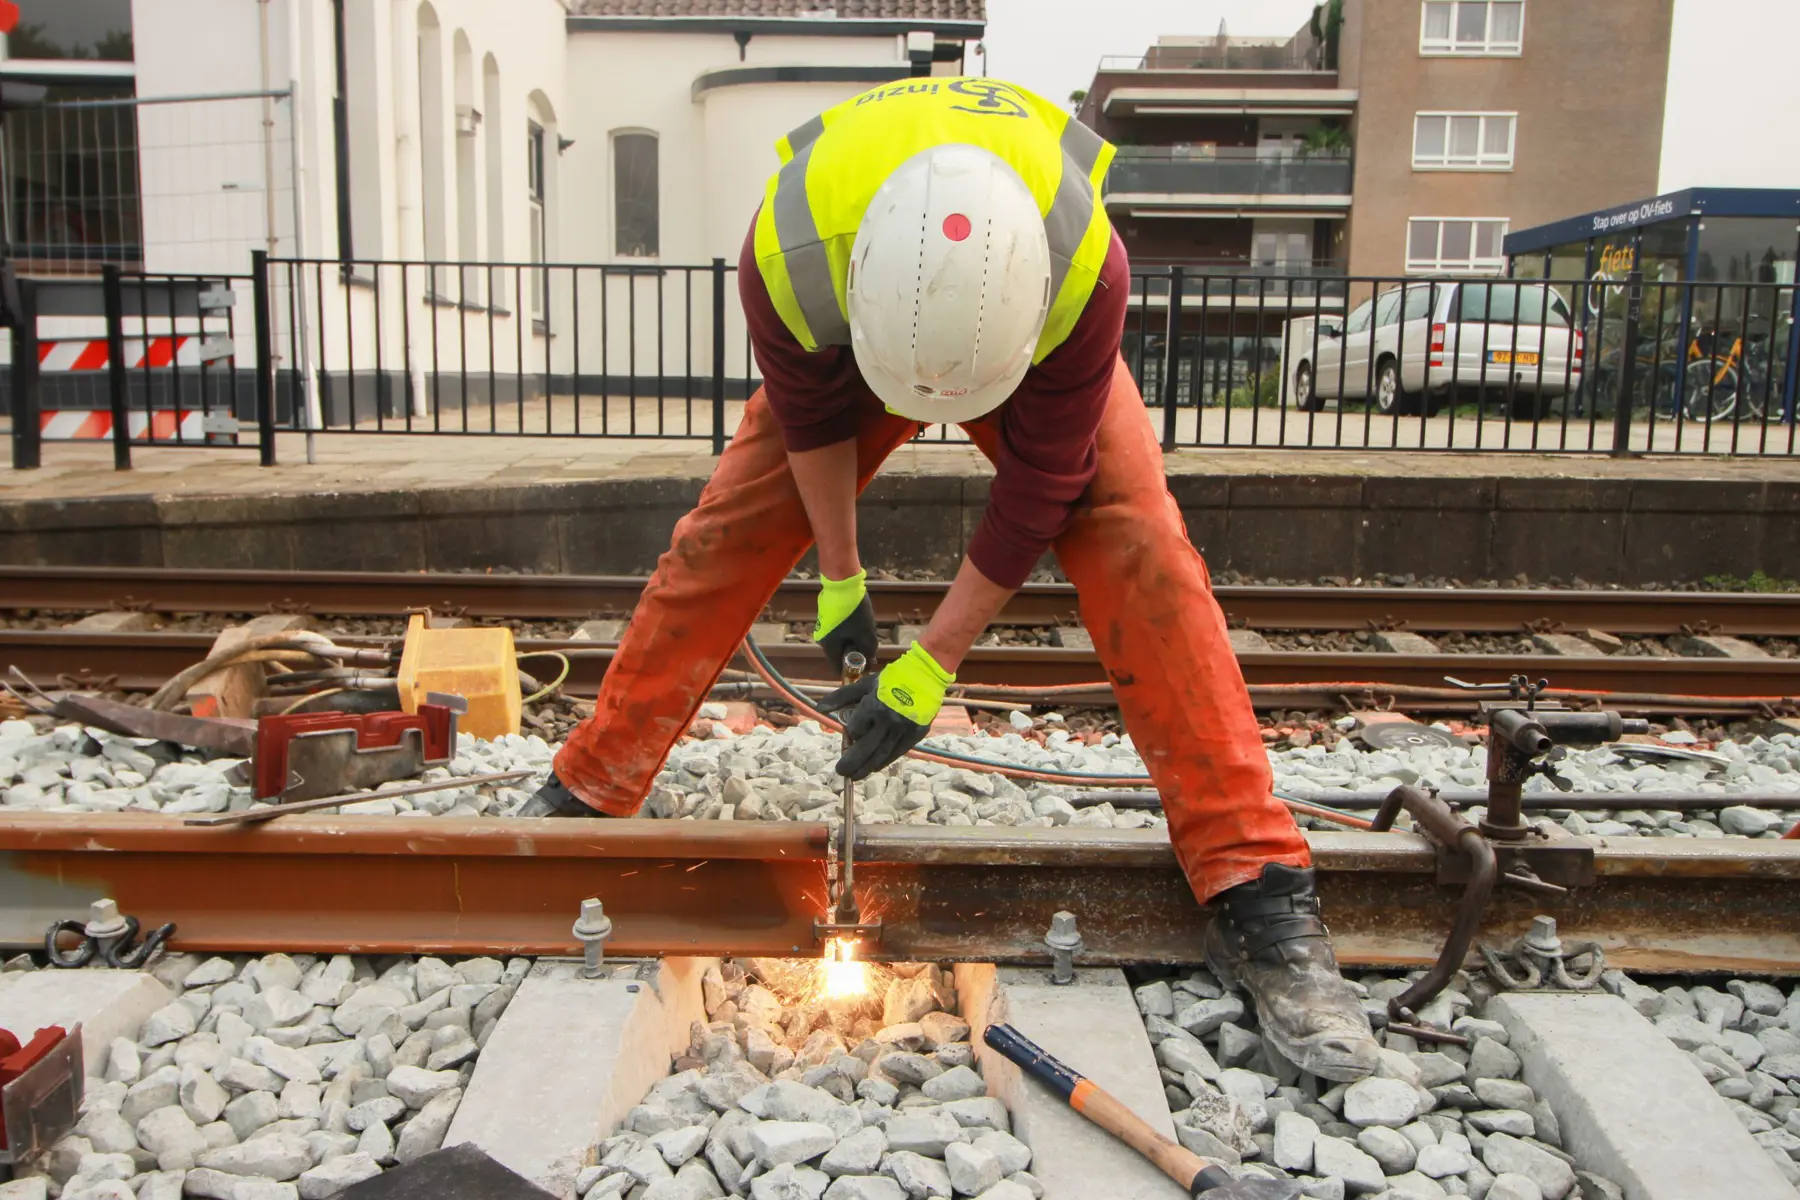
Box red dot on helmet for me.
[942,213,972,242]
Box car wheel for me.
[1373,360,1418,415]
[1295,364,1324,412]
[1507,393,1550,421]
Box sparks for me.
[818,937,870,1001]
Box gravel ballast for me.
[5,717,1800,839]
[580,957,1033,1200]
[29,951,526,1200]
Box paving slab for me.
[960,964,1187,1200]
[444,960,694,1198]
[1489,992,1798,1200]
[0,969,172,1076]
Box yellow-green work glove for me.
[813,570,878,675]
[816,643,955,780]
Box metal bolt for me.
[1044,911,1083,985]
[572,897,613,979]
[1522,914,1562,957]
[84,898,128,943]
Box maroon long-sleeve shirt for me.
[740,224,1130,590]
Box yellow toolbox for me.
[396,614,522,740]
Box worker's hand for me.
[816,643,954,780]
[813,570,879,675]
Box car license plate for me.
[1489,350,1540,366]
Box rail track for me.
[0,814,1795,973]
[5,565,1800,635]
[4,627,1797,715]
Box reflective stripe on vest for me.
[755,79,1114,361]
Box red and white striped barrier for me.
[40,410,208,442]
[37,336,198,372]
[35,336,212,372]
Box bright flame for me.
[818,937,870,1001]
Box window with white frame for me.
[528,119,547,320]
[1407,218,1509,274]
[1421,1,1524,55]
[1414,113,1515,170]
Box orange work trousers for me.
[553,357,1310,902]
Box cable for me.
[276,688,345,716]
[517,651,572,705]
[739,636,1375,831]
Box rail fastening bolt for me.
[84,898,129,949]
[1522,914,1562,957]
[572,897,613,979]
[1044,910,1084,985]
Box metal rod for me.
[184,769,533,827]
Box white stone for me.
[0,1178,47,1200]
[821,1126,888,1177]
[102,1037,141,1085]
[1310,1135,1386,1195]
[970,1131,1029,1176]
[332,987,410,1037]
[182,1167,301,1200]
[1479,1133,1576,1200]
[247,1039,322,1086]
[394,1086,461,1163]
[1488,1174,1545,1200]
[297,1151,383,1199]
[749,1121,837,1167]
[136,1105,209,1170]
[384,1065,460,1108]
[1415,1142,1472,1177]
[882,1151,953,1199]
[881,1109,962,1157]
[346,1096,406,1131]
[224,1091,280,1142]
[180,1072,232,1129]
[651,1125,709,1168]
[822,1178,904,1200]
[357,1117,395,1165]
[921,1066,986,1103]
[1273,1111,1318,1172]
[73,1108,137,1155]
[121,1066,181,1125]
[945,1143,1001,1195]
[1342,1077,1418,1127]
[197,1132,313,1180]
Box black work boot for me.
[518,771,616,819]
[1202,863,1379,1083]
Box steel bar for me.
[6,629,1797,707]
[1075,791,1800,813]
[4,569,1800,637]
[0,816,1794,973]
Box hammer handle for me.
[984,1023,1233,1196]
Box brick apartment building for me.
[1079,0,1675,280]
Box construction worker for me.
[530,78,1379,1083]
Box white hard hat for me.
[846,144,1052,426]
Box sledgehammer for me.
[983,1023,1302,1200]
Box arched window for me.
[612,131,659,258]
[452,30,478,300]
[526,92,557,323]
[483,53,504,306]
[416,3,447,282]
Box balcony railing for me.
[1133,260,1350,306]
[1106,148,1354,199]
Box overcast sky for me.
[982,0,1800,197]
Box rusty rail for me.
[4,567,1800,636]
[0,814,1796,972]
[6,628,1798,713]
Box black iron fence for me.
[9,258,1798,469]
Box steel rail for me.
[4,567,1799,636]
[6,629,1798,711]
[0,815,1794,973]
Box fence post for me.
[252,250,279,466]
[101,265,133,470]
[710,256,727,456]
[1610,269,1644,458]
[9,277,40,470]
[1160,265,1185,453]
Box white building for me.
[2,0,984,428]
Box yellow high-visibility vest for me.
[753,77,1115,365]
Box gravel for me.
[583,958,1033,1200]
[27,951,526,1199]
[7,715,1800,840]
[1131,965,1627,1200]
